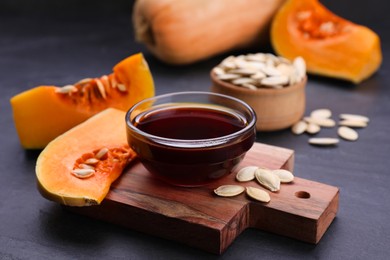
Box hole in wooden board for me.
[295,191,311,199]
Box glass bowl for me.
[125,91,256,187]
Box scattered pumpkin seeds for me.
[339,114,369,123]
[310,108,332,119]
[304,117,336,127]
[272,169,294,183]
[308,137,339,146]
[338,120,367,128]
[255,168,280,192]
[291,120,307,135]
[306,123,321,134]
[236,166,257,182]
[291,108,369,147]
[214,185,245,197]
[338,126,358,141]
[246,187,271,203]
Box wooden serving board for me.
[69,142,339,254]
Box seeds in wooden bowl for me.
[213,53,306,90]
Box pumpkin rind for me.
[271,0,382,83]
[36,108,135,207]
[10,53,154,149]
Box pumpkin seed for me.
[339,114,369,123]
[214,185,245,197]
[246,187,271,203]
[231,77,256,85]
[338,126,358,141]
[255,168,280,192]
[110,76,117,88]
[250,71,266,80]
[71,168,95,179]
[261,75,289,86]
[236,166,257,182]
[291,120,307,135]
[212,67,225,75]
[241,83,258,90]
[95,79,106,99]
[229,68,258,76]
[304,117,336,127]
[117,83,127,92]
[261,66,282,77]
[306,123,321,134]
[310,108,332,119]
[338,120,367,128]
[217,73,241,81]
[293,56,306,80]
[79,163,95,170]
[84,158,99,165]
[308,137,339,146]
[95,147,109,159]
[55,85,77,94]
[76,78,93,85]
[272,169,294,183]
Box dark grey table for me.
[1,1,389,259]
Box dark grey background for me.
[1,0,389,259]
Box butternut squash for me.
[36,108,135,207]
[10,53,154,149]
[133,0,286,64]
[271,0,382,83]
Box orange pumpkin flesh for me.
[10,53,154,149]
[36,108,135,207]
[271,0,382,83]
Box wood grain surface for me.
[69,142,339,254]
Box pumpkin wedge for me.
[10,53,154,149]
[271,0,382,83]
[36,108,135,207]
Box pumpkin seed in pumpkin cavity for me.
[71,168,95,179]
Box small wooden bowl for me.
[210,72,307,131]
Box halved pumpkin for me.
[271,0,382,83]
[36,108,134,207]
[10,53,154,149]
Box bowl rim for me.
[210,71,307,96]
[126,91,256,148]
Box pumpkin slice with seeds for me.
[10,53,154,149]
[36,108,136,207]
